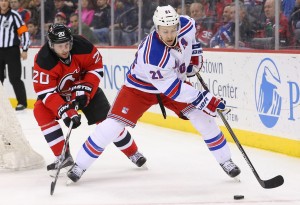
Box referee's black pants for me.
[0,46,27,107]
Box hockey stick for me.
[195,72,284,189]
[50,120,74,195]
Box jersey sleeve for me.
[80,46,104,98]
[33,55,66,117]
[13,11,30,51]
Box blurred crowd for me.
[13,0,300,49]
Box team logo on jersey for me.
[58,69,79,94]
[180,38,188,49]
[122,107,129,114]
[255,58,282,128]
[2,20,10,28]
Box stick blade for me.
[260,175,284,189]
[50,181,56,195]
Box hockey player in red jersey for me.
[67,5,241,183]
[32,24,146,174]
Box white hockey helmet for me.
[153,5,179,30]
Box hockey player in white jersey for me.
[67,5,241,183]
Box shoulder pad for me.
[35,44,58,71]
[71,35,94,55]
[143,32,170,68]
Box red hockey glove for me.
[71,81,93,109]
[187,43,204,78]
[192,90,226,117]
[58,103,81,129]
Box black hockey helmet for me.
[47,23,73,48]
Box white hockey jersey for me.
[125,16,203,105]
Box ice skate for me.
[47,149,74,177]
[67,163,85,183]
[129,151,147,169]
[220,159,241,181]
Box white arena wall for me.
[4,47,300,158]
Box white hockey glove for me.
[192,91,226,117]
[187,42,204,78]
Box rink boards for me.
[4,47,300,158]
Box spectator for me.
[10,0,31,24]
[111,0,137,46]
[141,0,158,38]
[252,0,292,49]
[90,0,110,45]
[28,0,41,25]
[0,0,29,110]
[231,2,255,47]
[53,0,74,24]
[27,20,41,46]
[281,0,295,19]
[80,0,95,26]
[210,2,254,48]
[54,11,67,25]
[289,0,300,48]
[28,0,55,25]
[244,0,265,32]
[176,3,191,16]
[210,3,234,48]
[69,12,100,45]
[190,2,217,47]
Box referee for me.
[0,0,29,110]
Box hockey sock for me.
[41,121,65,156]
[203,131,231,164]
[187,109,231,164]
[113,129,138,157]
[76,118,125,170]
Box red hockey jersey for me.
[33,35,103,117]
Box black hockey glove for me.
[71,81,93,110]
[58,102,81,129]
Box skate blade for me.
[66,179,74,186]
[140,163,148,170]
[233,175,241,182]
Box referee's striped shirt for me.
[0,9,30,51]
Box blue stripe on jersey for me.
[204,132,227,151]
[172,82,182,99]
[178,17,194,39]
[161,50,170,68]
[191,91,205,106]
[126,73,158,91]
[83,136,104,158]
[164,79,182,99]
[143,31,169,68]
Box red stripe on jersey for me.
[145,34,153,64]
[180,21,192,34]
[158,47,168,67]
[166,81,180,99]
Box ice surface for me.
[1,110,299,205]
